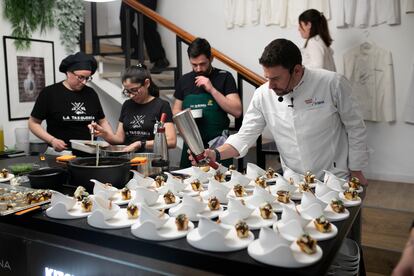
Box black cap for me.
[59,52,97,74]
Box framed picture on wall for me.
[3,36,55,121]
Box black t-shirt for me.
[119,97,173,145]
[31,82,105,146]
[173,67,237,100]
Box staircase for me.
[361,180,414,275]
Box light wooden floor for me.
[364,179,414,212]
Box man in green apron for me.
[173,38,242,168]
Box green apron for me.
[180,93,233,168]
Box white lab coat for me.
[226,68,368,179]
[407,0,414,13]
[403,62,414,123]
[336,0,400,28]
[343,43,396,122]
[301,35,336,72]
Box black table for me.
[0,155,363,275]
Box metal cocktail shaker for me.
[173,109,219,169]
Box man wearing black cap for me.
[28,52,112,154]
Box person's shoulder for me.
[178,71,196,82]
[213,67,234,78]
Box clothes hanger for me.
[361,30,374,49]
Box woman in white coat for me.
[298,9,336,72]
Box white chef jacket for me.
[301,35,336,72]
[226,68,368,179]
[403,62,414,123]
[407,0,414,13]
[343,43,396,122]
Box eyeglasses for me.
[71,72,93,82]
[122,85,143,97]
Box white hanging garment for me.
[343,43,396,122]
[407,0,414,13]
[403,62,414,123]
[308,0,331,20]
[262,0,288,27]
[224,0,236,29]
[250,0,261,25]
[336,0,357,28]
[234,0,247,27]
[354,0,370,28]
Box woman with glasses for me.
[29,52,112,155]
[90,64,176,152]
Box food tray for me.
[70,139,110,154]
[0,183,51,216]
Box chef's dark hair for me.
[299,9,333,48]
[121,64,159,97]
[259,39,302,73]
[187,37,211,59]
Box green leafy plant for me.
[3,0,55,49]
[54,0,85,53]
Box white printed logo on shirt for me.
[71,102,86,115]
[130,115,145,129]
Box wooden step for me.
[362,206,412,252]
[100,71,174,81]
[363,245,401,275]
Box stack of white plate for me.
[327,238,360,276]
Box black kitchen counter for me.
[0,155,363,275]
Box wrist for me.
[138,140,146,152]
[213,148,221,162]
[49,137,55,145]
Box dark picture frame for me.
[3,36,55,121]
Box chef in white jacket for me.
[195,38,369,185]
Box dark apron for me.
[180,93,233,168]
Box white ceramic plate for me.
[338,193,362,207]
[323,204,350,222]
[169,205,224,221]
[0,173,14,183]
[110,190,136,205]
[187,227,254,252]
[149,196,181,210]
[248,240,323,268]
[220,208,278,230]
[46,201,91,219]
[87,208,139,229]
[304,220,338,241]
[131,217,194,241]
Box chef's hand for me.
[392,228,414,276]
[123,141,141,153]
[195,76,213,93]
[49,138,67,152]
[88,122,107,138]
[350,170,368,187]
[187,149,216,166]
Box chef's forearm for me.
[28,117,55,145]
[215,143,240,160]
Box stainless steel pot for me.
[68,157,131,192]
[131,153,162,177]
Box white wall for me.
[154,0,414,183]
[0,1,68,147]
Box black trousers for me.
[120,0,166,62]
